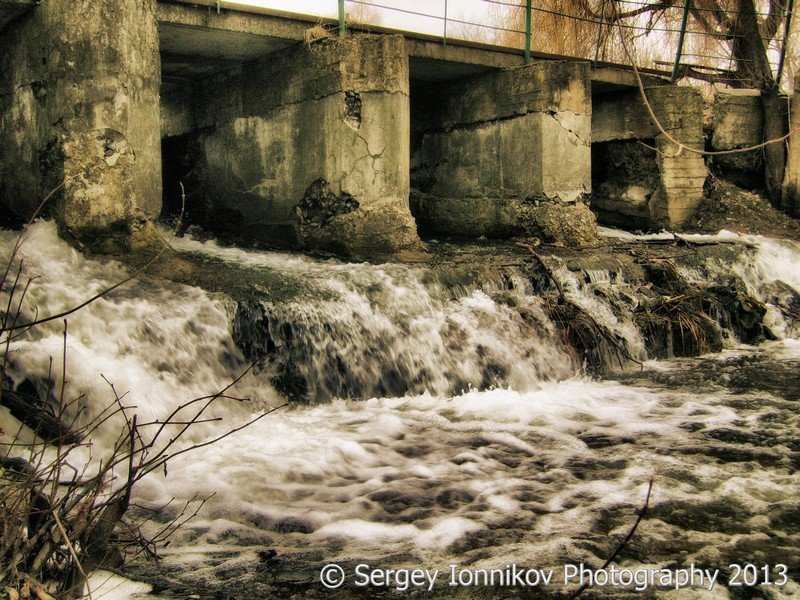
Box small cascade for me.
[674,231,800,339]
[3,222,800,597]
[170,234,576,402]
[3,223,800,413]
[534,257,649,366]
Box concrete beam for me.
[158,0,310,41]
[592,89,655,143]
[157,0,670,88]
[591,66,668,93]
[157,1,303,86]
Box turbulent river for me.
[1,222,799,599]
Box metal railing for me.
[208,0,794,89]
[330,0,795,88]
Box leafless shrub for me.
[0,189,284,598]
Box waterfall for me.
[2,221,800,598]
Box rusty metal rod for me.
[671,0,692,82]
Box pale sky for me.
[229,0,515,39]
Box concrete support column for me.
[0,0,162,248]
[710,89,764,189]
[410,61,597,246]
[782,82,800,217]
[647,87,708,228]
[185,34,420,258]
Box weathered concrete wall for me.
[166,34,419,257]
[591,88,658,228]
[0,0,162,247]
[591,86,707,229]
[648,86,708,227]
[161,85,197,139]
[783,84,800,217]
[709,89,764,189]
[711,89,763,149]
[410,61,597,246]
[0,0,35,31]
[591,141,660,229]
[591,89,655,143]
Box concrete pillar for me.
[181,34,420,258]
[647,87,708,228]
[410,61,597,246]
[710,89,764,189]
[0,0,162,248]
[782,83,800,217]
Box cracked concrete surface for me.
[547,109,591,147]
[0,0,161,247]
[409,60,594,244]
[165,34,420,257]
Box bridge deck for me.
[158,0,669,93]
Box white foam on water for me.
[675,231,800,339]
[2,222,800,594]
[1,222,278,452]
[544,261,648,363]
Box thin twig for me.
[568,479,654,599]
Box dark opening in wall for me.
[160,134,205,230]
[590,139,659,230]
[0,193,26,229]
[409,79,445,238]
[707,151,765,191]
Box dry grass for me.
[303,22,332,44]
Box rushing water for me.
[2,222,799,599]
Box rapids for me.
[1,222,799,598]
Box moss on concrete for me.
[114,247,332,304]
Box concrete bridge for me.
[1,0,712,255]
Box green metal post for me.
[671,0,691,82]
[443,0,448,47]
[338,0,346,37]
[776,0,795,88]
[525,0,532,65]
